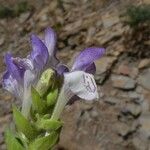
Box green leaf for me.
[36,118,62,131]
[31,87,47,114]
[47,88,58,106]
[13,106,38,140]
[5,128,24,150]
[28,132,58,150]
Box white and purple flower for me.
[2,27,105,119]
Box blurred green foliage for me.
[126,4,150,26]
[0,1,32,18]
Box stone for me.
[138,69,150,90]
[111,75,136,90]
[116,122,132,138]
[95,56,116,84]
[132,135,149,150]
[138,112,150,138]
[85,27,96,43]
[117,65,130,76]
[104,97,119,105]
[0,38,4,46]
[142,0,150,4]
[128,92,144,104]
[102,13,120,28]
[117,64,138,79]
[96,56,117,74]
[121,103,142,118]
[19,12,31,23]
[97,29,123,45]
[138,59,150,69]
[141,100,150,113]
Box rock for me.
[104,97,119,105]
[0,38,4,46]
[138,59,150,69]
[97,29,123,45]
[95,56,117,84]
[138,69,150,90]
[64,20,82,34]
[102,13,120,28]
[117,64,139,79]
[116,122,132,138]
[85,27,96,43]
[121,103,142,118]
[19,12,31,23]
[136,86,144,94]
[111,75,136,90]
[142,0,150,4]
[138,112,150,138]
[132,135,149,150]
[96,56,117,75]
[141,100,149,113]
[117,65,130,76]
[128,92,144,104]
[95,72,109,85]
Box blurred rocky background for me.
[0,0,150,149]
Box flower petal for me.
[30,34,49,70]
[13,57,34,71]
[56,64,69,75]
[64,71,99,101]
[85,63,96,74]
[44,27,57,56]
[72,47,105,71]
[21,70,35,117]
[4,53,24,82]
[2,71,22,98]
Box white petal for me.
[22,70,35,118]
[64,71,99,100]
[24,70,35,89]
[3,75,23,99]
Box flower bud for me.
[36,69,55,96]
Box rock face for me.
[117,64,139,79]
[138,69,150,90]
[95,56,117,84]
[138,59,150,69]
[111,75,136,90]
[121,103,142,118]
[102,12,120,29]
[138,112,150,138]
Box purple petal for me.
[72,47,105,72]
[85,63,96,74]
[30,34,49,70]
[56,64,69,75]
[2,71,21,98]
[13,57,34,71]
[4,53,24,82]
[44,27,57,56]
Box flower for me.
[51,47,105,120]
[2,27,105,119]
[2,28,57,118]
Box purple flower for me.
[2,27,105,119]
[56,47,105,100]
[2,27,57,117]
[51,47,105,120]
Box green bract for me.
[5,69,62,150]
[36,69,55,96]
